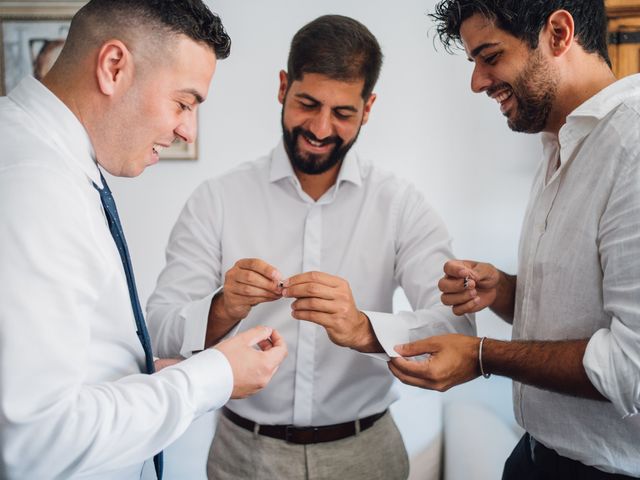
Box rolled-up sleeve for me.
[584,149,640,417]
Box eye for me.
[178,102,192,112]
[483,52,501,66]
[334,110,353,120]
[299,101,317,110]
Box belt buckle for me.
[285,425,319,444]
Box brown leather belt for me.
[221,406,387,445]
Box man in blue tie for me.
[0,1,287,479]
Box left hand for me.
[282,271,381,352]
[389,334,480,391]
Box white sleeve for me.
[147,180,229,358]
[0,167,233,478]
[583,152,640,418]
[365,185,476,358]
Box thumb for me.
[394,337,438,357]
[237,325,274,347]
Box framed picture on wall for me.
[0,2,197,160]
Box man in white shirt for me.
[0,1,287,479]
[147,14,474,480]
[390,1,640,478]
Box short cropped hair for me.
[287,15,383,100]
[64,0,230,60]
[430,0,610,66]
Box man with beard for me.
[389,1,640,479]
[147,14,474,480]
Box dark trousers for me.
[502,433,637,480]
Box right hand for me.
[214,325,288,399]
[217,258,283,323]
[438,260,500,315]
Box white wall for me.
[106,1,542,477]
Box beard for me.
[281,108,361,175]
[491,49,558,134]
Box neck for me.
[42,66,87,130]
[295,162,341,201]
[544,57,617,135]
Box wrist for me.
[356,311,383,353]
[478,336,491,378]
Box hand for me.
[154,358,182,371]
[214,326,288,399]
[283,271,381,352]
[216,258,283,324]
[438,260,500,315]
[389,334,480,392]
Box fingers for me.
[440,289,480,307]
[285,271,342,289]
[394,337,438,357]
[452,297,485,316]
[260,329,288,365]
[388,360,434,390]
[290,297,336,314]
[290,309,331,328]
[228,261,283,299]
[236,325,274,346]
[443,260,476,280]
[438,275,476,294]
[282,282,335,300]
[235,258,282,282]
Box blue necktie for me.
[93,172,163,480]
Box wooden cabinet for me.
[607,0,640,77]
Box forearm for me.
[482,338,606,400]
[205,292,241,348]
[489,272,517,324]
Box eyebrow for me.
[180,88,205,104]
[468,42,501,61]
[295,93,359,113]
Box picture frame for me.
[0,1,197,160]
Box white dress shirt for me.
[514,74,640,476]
[0,77,233,479]
[148,140,474,427]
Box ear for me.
[544,10,574,58]
[95,40,132,96]
[277,69,289,105]
[361,93,377,126]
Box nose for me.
[175,111,197,144]
[307,108,333,140]
[470,63,492,94]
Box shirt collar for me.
[268,138,363,188]
[8,76,101,187]
[556,74,640,149]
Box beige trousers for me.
[207,410,409,480]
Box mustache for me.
[486,82,512,98]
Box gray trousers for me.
[207,410,409,480]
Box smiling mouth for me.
[301,132,335,149]
[490,88,514,114]
[152,144,169,156]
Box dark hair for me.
[287,15,383,100]
[66,0,230,59]
[430,0,610,66]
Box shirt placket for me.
[292,203,322,426]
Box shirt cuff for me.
[583,328,639,418]
[160,347,233,415]
[364,310,411,359]
[179,288,221,358]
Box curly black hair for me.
[430,0,609,67]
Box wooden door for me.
[607,0,640,78]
